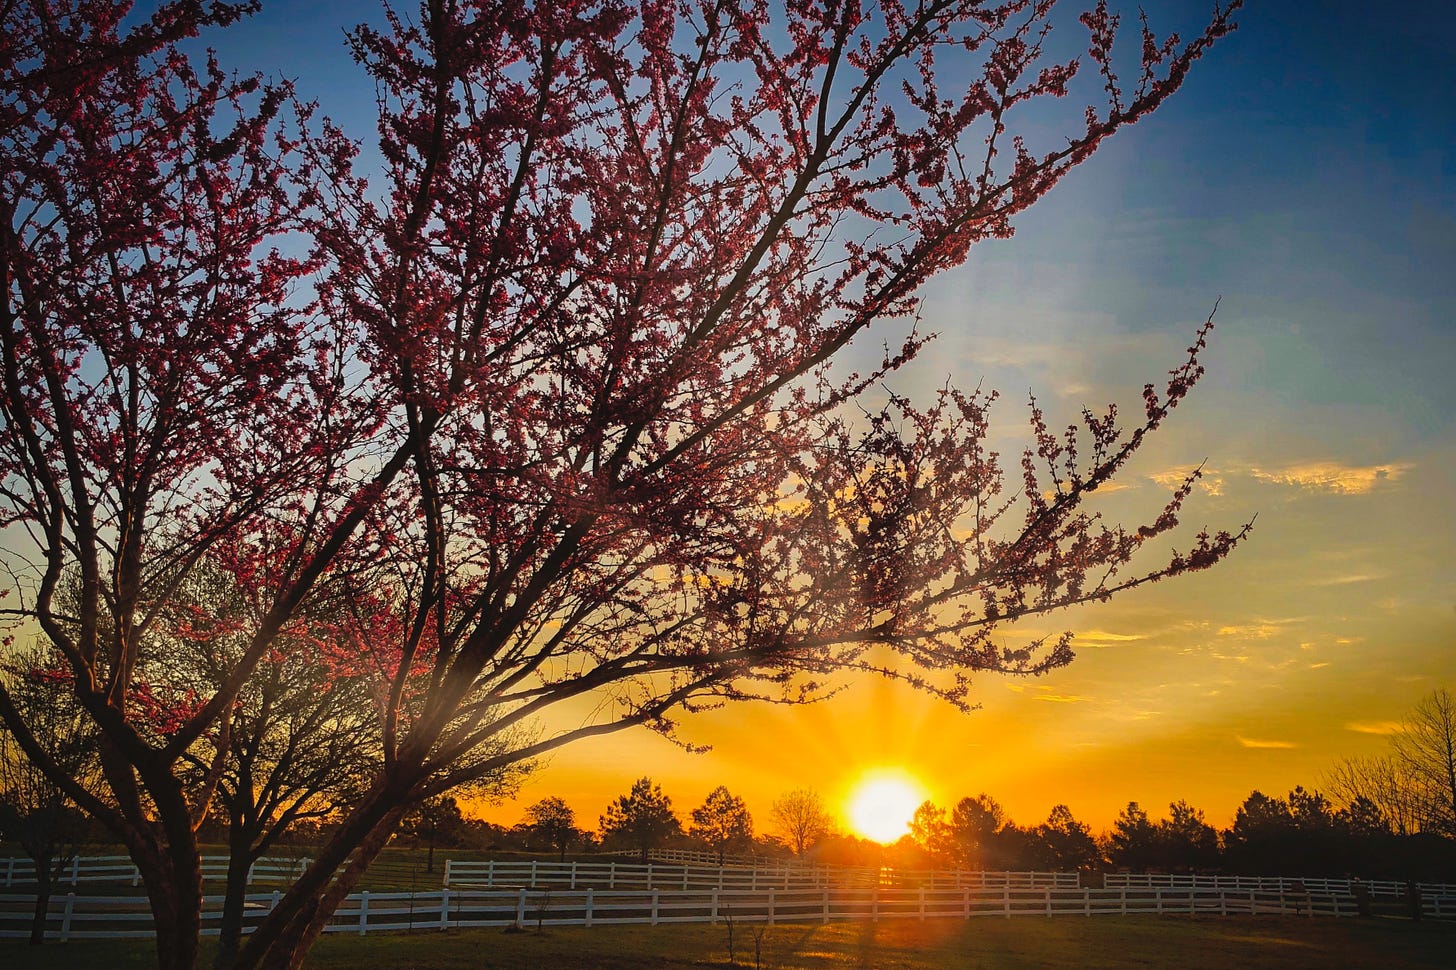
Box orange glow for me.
[844,769,926,843]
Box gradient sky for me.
[199,0,1455,836]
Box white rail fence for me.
[12,883,1436,943]
[442,859,1079,892]
[0,855,309,889]
[1103,872,1456,898]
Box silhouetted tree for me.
[1326,755,1420,835]
[1106,802,1160,871]
[910,800,950,862]
[1036,804,1101,870]
[400,796,466,874]
[601,778,680,862]
[771,789,833,858]
[0,656,99,944]
[1158,800,1220,871]
[690,786,753,864]
[524,797,580,861]
[1393,688,1456,835]
[945,795,1006,869]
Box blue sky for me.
[195,0,1456,831]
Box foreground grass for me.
[5,916,1455,969]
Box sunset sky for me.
[203,0,1454,837]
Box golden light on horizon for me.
[844,769,927,843]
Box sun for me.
[845,771,926,844]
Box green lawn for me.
[4,916,1454,969]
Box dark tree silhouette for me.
[0,654,99,945]
[400,795,466,875]
[523,796,580,861]
[1105,801,1159,871]
[771,789,835,858]
[600,777,680,862]
[1393,689,1456,835]
[690,785,754,864]
[1035,804,1101,870]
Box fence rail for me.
[441,859,1078,892]
[0,855,309,889]
[14,883,1445,943]
[1102,872,1456,898]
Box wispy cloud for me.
[1346,720,1403,735]
[1150,465,1225,496]
[1250,461,1414,495]
[1217,623,1285,639]
[1309,572,1385,587]
[1238,737,1300,749]
[1077,630,1149,647]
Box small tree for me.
[600,778,680,862]
[1393,688,1456,835]
[690,785,754,865]
[1035,804,1101,870]
[1157,800,1220,872]
[524,796,580,861]
[945,795,1006,869]
[0,656,99,945]
[1105,801,1160,871]
[400,796,466,875]
[771,789,834,858]
[910,800,950,862]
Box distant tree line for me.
[9,688,1456,897]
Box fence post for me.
[1044,888,1052,918]
[246,861,256,886]
[4,857,11,888]
[871,885,879,923]
[438,888,450,930]
[651,890,659,926]
[918,886,926,921]
[60,892,75,943]
[1003,887,1010,919]
[487,860,494,889]
[70,856,80,886]
[711,889,719,924]
[443,860,452,887]
[825,889,831,924]
[683,867,689,891]
[1120,890,1127,916]
[962,889,970,920]
[585,888,595,928]
[1156,890,1163,915]
[571,862,578,890]
[530,861,537,886]
[1220,892,1227,917]
[1084,889,1090,917]
[358,892,370,936]
[647,863,654,889]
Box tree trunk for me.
[138,849,205,970]
[232,784,410,970]
[215,823,257,970]
[28,854,53,945]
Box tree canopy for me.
[0,1,1242,967]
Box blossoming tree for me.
[0,1,1244,967]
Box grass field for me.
[4,915,1454,969]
